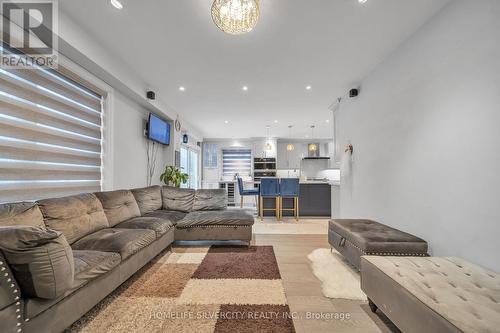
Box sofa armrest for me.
[0,252,21,310]
[0,302,22,333]
[0,252,23,333]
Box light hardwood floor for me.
[251,233,400,333]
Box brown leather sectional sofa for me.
[0,185,254,333]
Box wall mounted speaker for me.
[146,91,156,100]
[349,89,359,98]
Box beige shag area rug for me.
[67,246,295,333]
[307,248,367,301]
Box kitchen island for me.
[261,181,333,218]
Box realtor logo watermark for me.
[1,0,58,68]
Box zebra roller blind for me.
[0,49,104,202]
[222,149,252,178]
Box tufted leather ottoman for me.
[329,219,428,270]
[361,256,500,333]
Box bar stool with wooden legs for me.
[237,177,260,210]
[279,178,300,221]
[259,178,281,221]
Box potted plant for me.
[160,166,189,188]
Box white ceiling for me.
[60,0,450,139]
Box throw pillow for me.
[0,226,75,299]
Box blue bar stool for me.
[259,178,281,221]
[279,178,300,221]
[237,178,260,209]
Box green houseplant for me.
[160,166,189,187]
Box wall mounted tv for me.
[147,113,171,145]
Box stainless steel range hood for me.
[303,156,330,160]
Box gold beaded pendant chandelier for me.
[287,125,295,151]
[265,125,273,151]
[308,126,318,152]
[211,0,260,35]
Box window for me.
[222,149,252,178]
[180,146,199,189]
[0,49,103,202]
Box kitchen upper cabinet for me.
[203,143,218,168]
[253,138,277,159]
[277,142,305,170]
[277,142,287,169]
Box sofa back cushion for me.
[94,190,141,226]
[192,189,227,211]
[131,186,162,215]
[0,202,45,227]
[161,187,195,212]
[37,193,109,244]
[0,226,74,299]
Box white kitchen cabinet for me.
[253,138,277,159]
[276,142,287,169]
[277,142,305,170]
[293,144,307,169]
[202,181,219,189]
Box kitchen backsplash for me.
[276,169,301,178]
[277,167,340,181]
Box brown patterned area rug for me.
[67,246,296,333]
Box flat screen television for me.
[147,113,170,145]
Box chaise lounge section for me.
[0,185,254,333]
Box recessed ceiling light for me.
[110,0,123,9]
[358,0,368,3]
[179,86,185,92]
[224,120,229,124]
[274,120,278,123]
[305,135,309,138]
[305,85,312,90]
[326,119,330,123]
[242,86,248,91]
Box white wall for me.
[111,92,173,189]
[56,9,203,190]
[337,0,500,271]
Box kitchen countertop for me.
[218,179,340,186]
[299,180,340,186]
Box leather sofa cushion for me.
[361,256,500,333]
[143,210,187,225]
[0,202,45,227]
[71,228,156,260]
[72,250,121,287]
[94,190,141,227]
[37,193,109,244]
[329,219,428,254]
[161,186,195,212]
[192,189,227,211]
[25,250,121,320]
[176,210,254,229]
[0,226,74,299]
[131,186,162,215]
[115,216,174,237]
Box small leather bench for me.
[328,219,428,270]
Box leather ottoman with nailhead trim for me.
[328,219,428,270]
